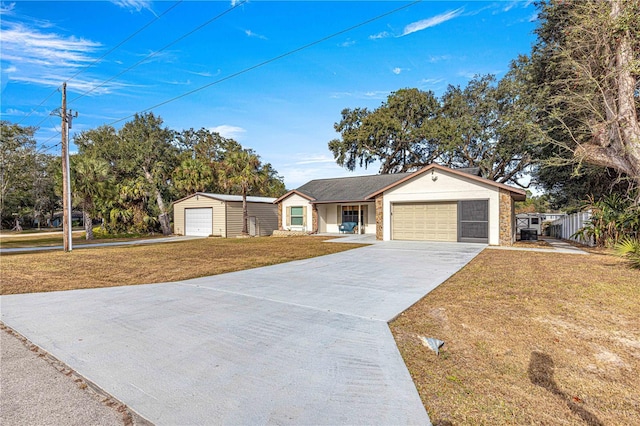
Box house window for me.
[342,206,363,224]
[531,217,539,225]
[290,206,304,226]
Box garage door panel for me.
[392,202,457,242]
[185,208,213,236]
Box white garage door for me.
[185,208,212,236]
[392,202,457,242]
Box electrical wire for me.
[69,0,247,104]
[108,0,421,126]
[14,1,183,125]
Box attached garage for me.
[372,165,525,245]
[392,202,457,242]
[173,193,277,238]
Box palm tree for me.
[71,155,112,240]
[173,158,213,196]
[219,149,266,235]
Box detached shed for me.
[173,193,277,237]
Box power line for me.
[109,0,421,126]
[16,88,60,126]
[69,0,248,104]
[15,1,183,126]
[67,1,183,84]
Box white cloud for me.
[294,154,335,166]
[0,20,127,95]
[245,29,267,40]
[279,156,381,189]
[338,39,356,48]
[402,8,464,36]
[209,125,246,140]
[110,0,156,15]
[420,78,445,85]
[188,69,217,78]
[4,107,47,117]
[1,22,101,68]
[503,1,518,12]
[363,91,389,100]
[329,90,389,100]
[10,73,128,96]
[457,70,481,79]
[0,2,15,15]
[392,67,402,75]
[369,31,390,40]
[427,55,451,63]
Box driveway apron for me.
[1,241,484,425]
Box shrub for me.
[614,238,640,269]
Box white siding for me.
[280,194,313,232]
[382,169,500,244]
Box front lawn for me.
[391,249,640,425]
[0,236,363,295]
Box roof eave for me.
[273,189,316,204]
[365,163,527,199]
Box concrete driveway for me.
[1,241,485,425]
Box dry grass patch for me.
[513,239,553,249]
[1,236,363,295]
[391,249,640,425]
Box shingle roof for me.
[295,173,412,203]
[274,165,526,204]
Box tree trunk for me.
[84,210,93,240]
[143,168,172,235]
[242,189,248,235]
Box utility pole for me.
[58,82,78,252]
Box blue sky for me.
[1,0,539,189]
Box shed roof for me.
[175,192,276,204]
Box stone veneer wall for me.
[375,195,383,240]
[499,189,514,246]
[312,206,318,234]
[277,202,283,230]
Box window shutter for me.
[337,205,341,224]
[286,206,291,226]
[302,206,307,226]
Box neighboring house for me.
[516,212,566,236]
[50,211,84,227]
[173,193,277,237]
[274,164,526,245]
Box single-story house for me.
[173,193,277,237]
[274,164,526,245]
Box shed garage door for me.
[392,202,457,241]
[185,208,212,236]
